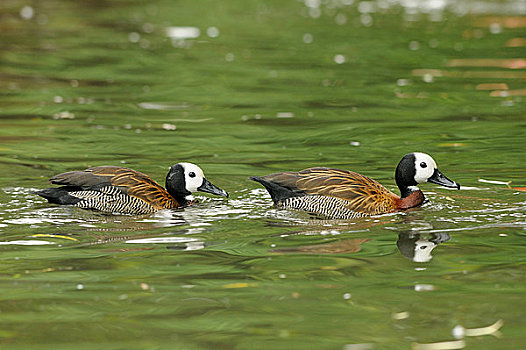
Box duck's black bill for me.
[198,179,229,198]
[428,169,460,189]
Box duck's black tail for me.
[249,176,303,205]
[34,187,81,205]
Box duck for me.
[250,152,460,219]
[36,163,228,214]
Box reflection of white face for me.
[413,152,438,184]
[180,163,205,192]
[413,239,437,262]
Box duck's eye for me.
[420,162,427,168]
[189,172,196,178]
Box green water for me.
[1,0,525,349]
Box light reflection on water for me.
[3,183,524,226]
[301,0,526,18]
[1,0,525,348]
[3,184,523,251]
[0,240,55,245]
[0,181,524,348]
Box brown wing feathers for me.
[110,168,179,209]
[50,166,179,209]
[263,167,399,215]
[50,167,114,190]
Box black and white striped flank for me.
[69,186,156,215]
[279,195,368,220]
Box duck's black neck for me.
[170,191,191,206]
[165,183,190,205]
[395,154,419,199]
[165,169,191,206]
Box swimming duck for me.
[250,152,460,219]
[36,163,228,214]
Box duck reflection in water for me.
[271,237,370,254]
[397,231,450,262]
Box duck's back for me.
[37,166,179,214]
[251,167,400,219]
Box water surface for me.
[1,0,525,349]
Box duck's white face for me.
[179,162,205,192]
[412,152,438,184]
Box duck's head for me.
[166,162,228,203]
[395,152,460,198]
[397,231,450,263]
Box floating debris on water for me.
[303,33,313,43]
[392,311,410,320]
[142,23,154,33]
[409,41,420,51]
[476,83,508,90]
[222,282,256,289]
[412,340,465,350]
[361,13,373,27]
[414,320,504,350]
[423,73,434,83]
[478,178,512,186]
[334,54,346,64]
[335,13,347,25]
[138,102,190,110]
[448,58,526,69]
[128,32,140,43]
[452,319,504,338]
[276,112,294,118]
[489,22,503,34]
[31,234,79,241]
[452,325,465,339]
[414,284,435,292]
[20,6,34,20]
[437,143,466,147]
[126,237,198,244]
[53,111,75,119]
[0,240,54,245]
[162,123,176,131]
[506,37,526,47]
[343,344,375,350]
[397,78,412,86]
[206,26,219,38]
[165,26,200,40]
